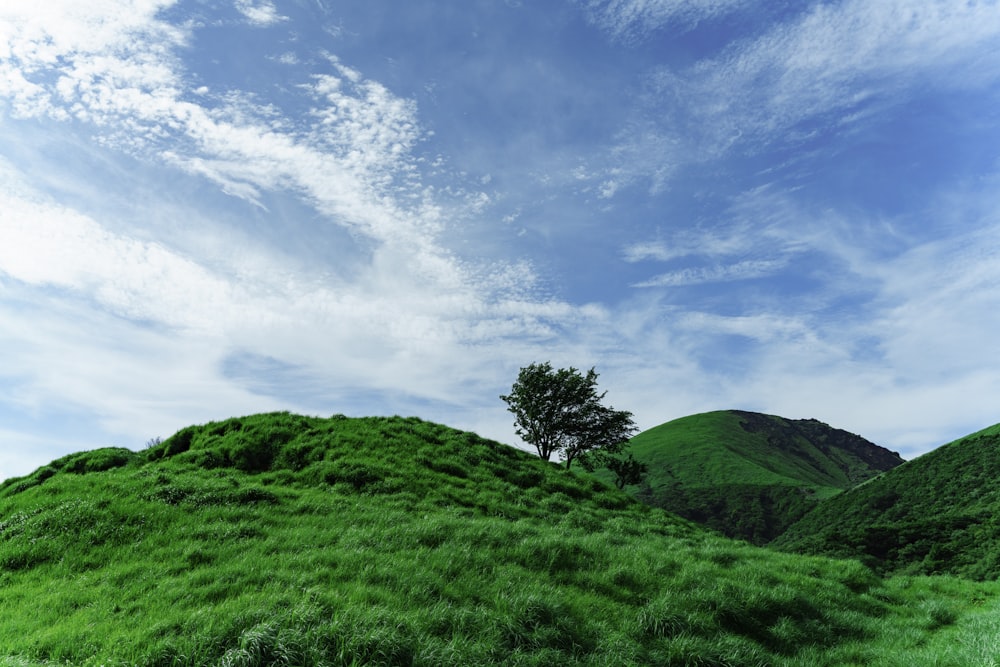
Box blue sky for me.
[2,0,1000,479]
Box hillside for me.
[599,410,904,544]
[773,422,1000,580]
[0,412,997,666]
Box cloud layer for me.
[2,0,999,478]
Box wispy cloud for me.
[628,181,1000,455]
[580,0,748,40]
[622,187,827,290]
[690,0,1000,145]
[0,279,285,454]
[0,182,234,331]
[721,217,1000,454]
[0,2,438,248]
[873,222,1000,379]
[596,0,1000,193]
[633,259,785,288]
[0,158,582,455]
[0,1,589,466]
[623,221,761,263]
[1,0,998,479]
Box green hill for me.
[599,410,904,544]
[772,422,1000,580]
[1,412,998,666]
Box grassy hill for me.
[593,410,904,544]
[0,412,998,666]
[772,422,1000,580]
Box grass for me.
[0,412,997,665]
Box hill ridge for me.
[599,409,903,544]
[772,421,1000,579]
[731,410,904,485]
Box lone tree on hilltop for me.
[500,362,640,477]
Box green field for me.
[1,412,998,665]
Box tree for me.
[582,451,648,490]
[500,362,639,471]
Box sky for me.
[1,0,999,480]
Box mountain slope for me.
[772,422,1000,580]
[604,410,903,544]
[0,412,995,666]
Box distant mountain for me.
[772,422,1000,580]
[604,410,904,544]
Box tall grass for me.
[1,413,997,665]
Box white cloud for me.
[2,0,997,478]
[0,168,236,333]
[598,178,620,199]
[0,1,587,472]
[0,4,439,252]
[677,310,819,345]
[1,3,574,388]
[0,1,184,119]
[0,149,591,463]
[235,0,287,27]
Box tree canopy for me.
[500,362,639,475]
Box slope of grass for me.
[0,412,995,666]
[773,422,1000,580]
[594,410,902,544]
